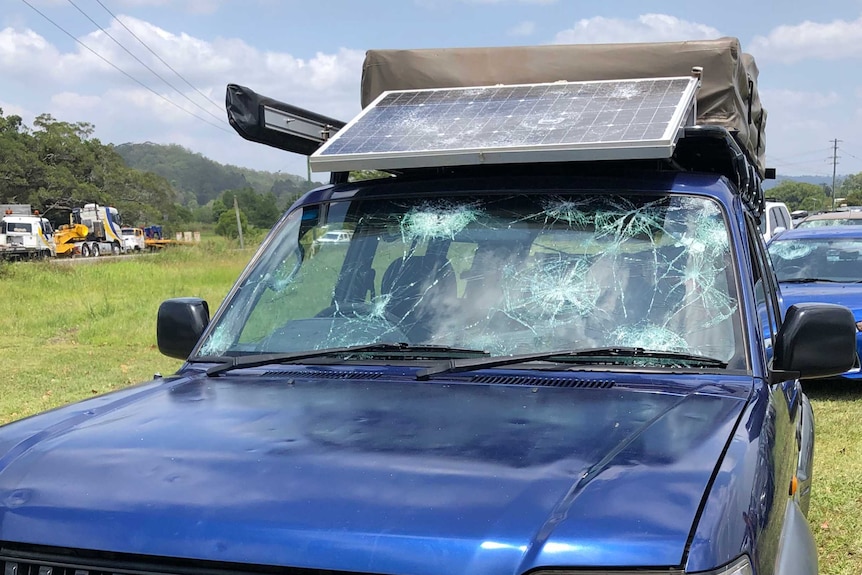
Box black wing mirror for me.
[157,298,210,360]
[770,303,858,383]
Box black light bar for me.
[225,84,346,156]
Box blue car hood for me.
[780,283,862,316]
[0,372,747,573]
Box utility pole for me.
[233,196,245,249]
[831,138,840,211]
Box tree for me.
[0,110,39,203]
[838,173,862,207]
[764,181,828,212]
[215,208,248,239]
[216,187,280,229]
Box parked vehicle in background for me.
[0,205,55,259]
[791,209,809,224]
[313,229,353,245]
[760,199,793,241]
[767,226,862,381]
[795,210,862,228]
[121,227,146,251]
[54,203,125,257]
[0,37,857,575]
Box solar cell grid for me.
[311,76,699,172]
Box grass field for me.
[0,241,252,423]
[0,244,860,574]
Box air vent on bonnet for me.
[470,375,615,388]
[261,370,384,379]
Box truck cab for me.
[0,210,55,259]
[121,227,146,251]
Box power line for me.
[769,146,834,164]
[19,0,230,134]
[93,0,225,114]
[66,0,226,125]
[843,149,862,162]
[769,157,830,169]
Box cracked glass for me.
[196,189,742,365]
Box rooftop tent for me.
[360,37,766,177]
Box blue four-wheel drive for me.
[0,38,858,575]
[767,226,862,381]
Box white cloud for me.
[508,20,536,37]
[750,16,862,62]
[0,27,64,80]
[0,99,29,119]
[49,92,103,114]
[758,88,848,175]
[553,14,720,45]
[761,88,841,110]
[0,15,364,176]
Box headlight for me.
[532,555,752,575]
[698,556,753,575]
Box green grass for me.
[0,239,253,424]
[804,379,862,575]
[0,247,859,573]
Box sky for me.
[2,0,862,183]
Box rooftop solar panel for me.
[310,76,699,173]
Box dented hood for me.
[0,373,747,572]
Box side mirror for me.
[771,303,858,383]
[157,297,210,359]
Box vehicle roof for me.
[768,225,862,242]
[799,211,862,222]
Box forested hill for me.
[114,142,323,207]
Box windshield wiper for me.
[193,343,489,377]
[781,277,843,284]
[416,346,727,380]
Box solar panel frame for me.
[310,76,700,173]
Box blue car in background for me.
[768,226,862,380]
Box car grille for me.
[0,545,363,575]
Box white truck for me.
[121,227,146,252]
[0,204,56,259]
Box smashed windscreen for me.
[197,190,741,364]
[769,236,862,283]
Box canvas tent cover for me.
[361,37,766,176]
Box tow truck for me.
[0,204,55,259]
[53,203,125,257]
